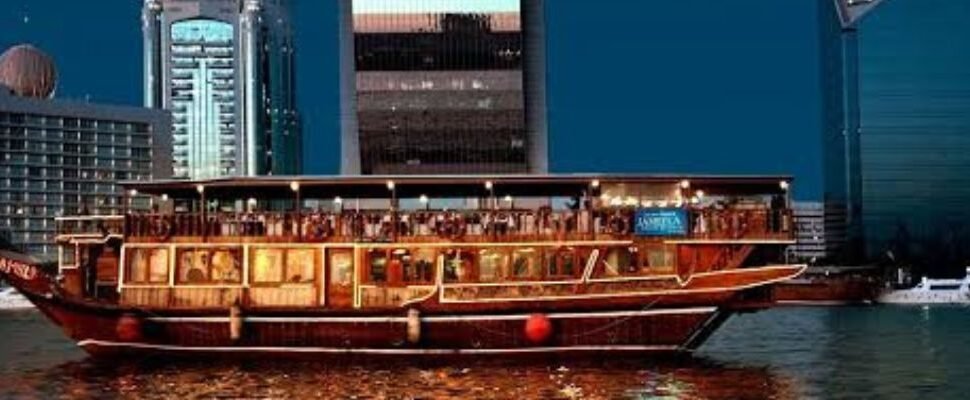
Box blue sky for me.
[0,0,827,200]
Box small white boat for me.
[0,286,33,310]
[877,267,970,305]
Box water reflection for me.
[1,356,799,399]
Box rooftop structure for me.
[0,45,57,99]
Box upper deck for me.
[55,174,795,245]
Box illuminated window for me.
[477,248,508,282]
[546,247,576,278]
[285,249,316,283]
[126,247,170,284]
[177,248,241,284]
[393,248,436,284]
[510,247,540,279]
[251,248,284,283]
[601,247,636,277]
[368,249,387,283]
[443,249,475,283]
[329,250,354,287]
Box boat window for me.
[210,249,243,283]
[251,248,284,283]
[478,248,509,282]
[251,247,316,284]
[126,247,169,284]
[511,248,541,280]
[600,247,636,277]
[177,247,241,284]
[368,249,388,283]
[930,284,961,291]
[546,247,576,278]
[444,249,475,283]
[59,244,77,268]
[284,249,316,283]
[328,250,353,287]
[644,243,675,271]
[401,248,435,284]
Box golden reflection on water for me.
[0,357,800,399]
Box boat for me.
[877,267,970,305]
[772,266,880,306]
[0,284,33,310]
[0,175,805,358]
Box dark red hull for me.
[25,290,733,358]
[4,248,803,358]
[772,279,878,305]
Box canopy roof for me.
[122,174,792,200]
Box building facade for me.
[857,0,970,273]
[0,86,171,260]
[339,0,547,175]
[143,0,301,180]
[788,201,828,263]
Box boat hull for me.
[4,248,803,358]
[26,291,731,358]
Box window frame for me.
[175,246,243,286]
[249,247,318,286]
[125,247,171,285]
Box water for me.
[1,306,968,399]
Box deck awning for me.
[120,174,793,200]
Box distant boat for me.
[772,266,880,306]
[877,267,970,305]
[0,285,32,310]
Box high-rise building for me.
[856,0,970,273]
[339,0,547,175]
[788,201,828,263]
[815,0,887,262]
[0,45,171,260]
[143,0,301,180]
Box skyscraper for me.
[339,0,547,175]
[856,0,970,273]
[143,0,301,180]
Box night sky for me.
[0,0,826,200]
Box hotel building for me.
[0,64,170,260]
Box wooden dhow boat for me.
[0,175,805,358]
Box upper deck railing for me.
[109,207,792,243]
[55,215,125,238]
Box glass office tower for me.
[858,0,970,273]
[340,0,547,175]
[143,0,301,180]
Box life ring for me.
[152,216,173,241]
[607,213,629,235]
[310,217,332,240]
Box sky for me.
[0,0,827,200]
